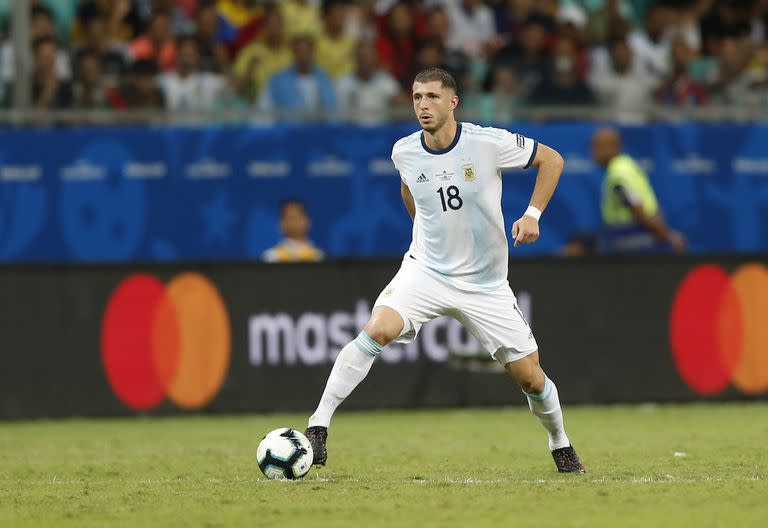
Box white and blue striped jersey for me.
[391,122,537,292]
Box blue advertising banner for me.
[1,122,767,262]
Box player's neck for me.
[422,120,458,152]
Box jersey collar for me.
[421,122,462,155]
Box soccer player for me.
[305,68,585,473]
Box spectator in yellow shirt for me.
[233,5,292,100]
[262,200,325,263]
[279,0,321,38]
[316,0,355,79]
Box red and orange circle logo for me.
[669,263,768,396]
[101,272,231,411]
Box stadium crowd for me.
[2,0,768,121]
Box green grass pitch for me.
[1,403,767,527]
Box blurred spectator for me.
[336,39,401,123]
[121,59,165,109]
[627,3,672,81]
[376,2,422,88]
[496,0,536,36]
[72,49,126,110]
[707,36,754,105]
[344,0,377,41]
[29,36,72,109]
[699,0,753,56]
[23,0,78,42]
[654,36,708,106]
[528,37,595,106]
[589,38,654,122]
[194,2,230,73]
[317,0,355,79]
[75,10,128,86]
[592,127,686,254]
[464,63,525,122]
[748,39,768,104]
[486,14,550,98]
[258,35,337,117]
[424,7,469,89]
[556,4,588,43]
[74,0,143,43]
[443,0,500,58]
[667,0,707,52]
[135,0,195,36]
[0,5,71,86]
[158,36,225,111]
[583,0,631,46]
[262,200,324,263]
[234,5,292,100]
[129,9,177,71]
[216,0,262,43]
[280,0,322,38]
[555,3,589,78]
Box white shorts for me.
[373,261,538,365]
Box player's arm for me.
[401,180,415,221]
[512,143,564,247]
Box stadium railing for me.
[2,103,768,126]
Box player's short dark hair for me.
[413,68,457,93]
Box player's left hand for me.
[512,215,540,247]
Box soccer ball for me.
[256,428,314,480]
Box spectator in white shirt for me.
[627,4,673,81]
[589,38,655,123]
[1,6,71,85]
[336,39,401,124]
[443,0,499,58]
[158,35,225,111]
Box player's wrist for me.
[524,205,542,221]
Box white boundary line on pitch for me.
[4,475,762,486]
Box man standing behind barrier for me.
[262,200,324,263]
[592,127,686,253]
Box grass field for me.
[1,403,767,527]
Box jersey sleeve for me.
[391,142,406,184]
[496,129,538,170]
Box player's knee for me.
[363,320,398,346]
[519,375,545,394]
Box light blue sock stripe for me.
[353,331,383,358]
[359,331,382,352]
[524,376,553,401]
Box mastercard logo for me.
[101,272,231,411]
[669,263,768,396]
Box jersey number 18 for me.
[436,185,463,212]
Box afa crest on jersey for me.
[462,164,476,182]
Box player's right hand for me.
[512,215,540,247]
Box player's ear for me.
[451,94,459,110]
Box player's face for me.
[412,81,457,133]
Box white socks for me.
[524,376,571,451]
[309,333,570,452]
[308,331,381,428]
